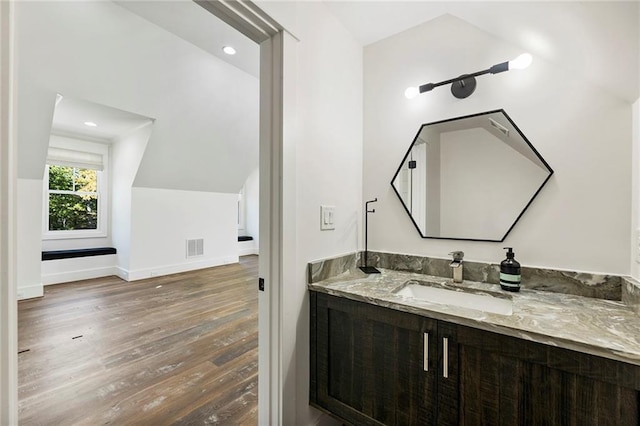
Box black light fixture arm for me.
[418,61,509,94]
[407,53,530,100]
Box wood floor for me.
[18,256,259,425]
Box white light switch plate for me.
[321,205,335,231]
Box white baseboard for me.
[238,240,258,256]
[40,255,241,284]
[42,266,118,285]
[42,255,118,285]
[124,256,239,281]
[116,266,130,281]
[17,284,44,300]
[239,247,259,256]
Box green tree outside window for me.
[48,165,99,231]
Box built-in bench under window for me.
[42,247,116,261]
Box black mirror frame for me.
[390,109,554,242]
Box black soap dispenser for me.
[500,247,521,292]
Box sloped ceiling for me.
[116,0,259,77]
[52,96,154,142]
[325,1,639,102]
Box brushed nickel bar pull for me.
[443,337,449,378]
[423,333,429,372]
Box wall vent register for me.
[186,238,204,258]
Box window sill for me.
[42,230,107,240]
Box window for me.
[43,137,108,239]
[47,165,99,231]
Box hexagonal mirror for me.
[391,109,553,242]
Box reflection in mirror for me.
[391,110,553,242]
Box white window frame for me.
[42,136,109,240]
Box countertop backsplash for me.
[309,251,627,301]
[623,276,640,313]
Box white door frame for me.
[0,1,18,425]
[0,1,290,423]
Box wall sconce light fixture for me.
[405,53,532,100]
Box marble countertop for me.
[308,268,640,366]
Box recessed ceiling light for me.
[222,46,236,55]
[84,121,98,127]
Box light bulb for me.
[84,121,97,127]
[405,86,419,99]
[508,53,533,70]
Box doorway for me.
[1,1,287,424]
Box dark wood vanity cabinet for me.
[310,292,640,425]
[453,325,640,425]
[310,292,442,425]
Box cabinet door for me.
[313,293,438,426]
[453,324,640,425]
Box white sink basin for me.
[395,282,513,316]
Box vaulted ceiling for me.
[113,1,639,103]
[325,1,639,103]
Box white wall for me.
[111,123,153,272]
[294,4,363,423]
[364,14,632,274]
[257,2,363,424]
[16,179,42,300]
[125,188,238,281]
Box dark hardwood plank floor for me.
[18,255,259,425]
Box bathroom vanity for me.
[308,260,640,425]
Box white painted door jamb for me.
[0,1,18,424]
[259,32,285,425]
